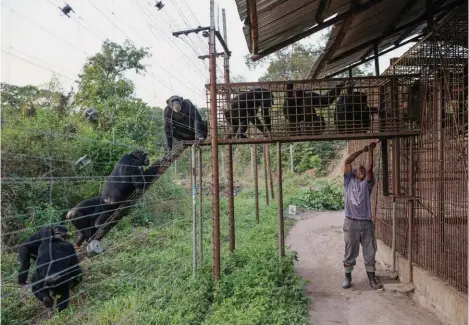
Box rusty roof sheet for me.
[234,0,465,78]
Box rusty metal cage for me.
[350,8,468,293]
[204,75,421,144]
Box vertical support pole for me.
[289,144,294,173]
[191,145,197,277]
[267,143,274,199]
[374,43,380,76]
[250,146,254,179]
[263,143,270,206]
[277,142,285,258]
[391,137,400,272]
[436,81,445,269]
[209,0,220,281]
[408,137,414,283]
[253,144,259,223]
[198,146,203,264]
[222,8,235,253]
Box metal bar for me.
[215,30,231,56]
[408,137,414,283]
[209,74,422,88]
[267,143,274,199]
[172,26,209,37]
[248,0,258,54]
[191,145,197,277]
[325,35,422,78]
[391,137,400,272]
[263,143,270,206]
[254,144,259,223]
[392,196,397,272]
[309,0,360,79]
[223,8,235,253]
[374,43,380,76]
[277,142,285,257]
[209,0,220,282]
[436,80,445,269]
[289,144,294,173]
[250,0,385,61]
[198,146,203,264]
[184,131,420,146]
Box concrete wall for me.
[376,239,468,325]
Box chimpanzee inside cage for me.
[205,75,422,144]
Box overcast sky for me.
[1,0,414,108]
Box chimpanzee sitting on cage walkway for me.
[164,95,208,151]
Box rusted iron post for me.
[191,145,197,277]
[436,82,445,268]
[289,144,294,173]
[408,137,414,283]
[222,8,234,253]
[391,137,400,272]
[209,0,220,281]
[253,144,259,223]
[277,142,285,258]
[263,143,270,206]
[267,143,274,199]
[198,146,203,263]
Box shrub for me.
[295,181,344,210]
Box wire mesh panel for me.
[204,75,421,144]
[350,8,468,293]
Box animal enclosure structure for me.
[349,9,468,294]
[204,75,421,144]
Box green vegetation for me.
[293,181,345,211]
[1,36,354,324]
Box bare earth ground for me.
[286,210,443,325]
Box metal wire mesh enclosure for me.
[205,75,420,144]
[349,9,468,293]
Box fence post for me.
[277,142,285,257]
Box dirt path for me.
[286,210,443,325]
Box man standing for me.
[342,141,383,290]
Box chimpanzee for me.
[334,92,379,134]
[31,238,83,312]
[164,95,208,151]
[283,82,344,135]
[83,107,99,123]
[224,88,273,138]
[66,196,103,248]
[17,225,69,286]
[94,150,150,229]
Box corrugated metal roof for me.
[234,0,466,78]
[308,0,463,78]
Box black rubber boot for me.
[342,272,352,289]
[367,272,383,290]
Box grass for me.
[1,172,311,325]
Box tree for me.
[75,39,151,107]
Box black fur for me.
[17,225,69,285]
[96,150,150,229]
[283,83,344,135]
[164,95,208,151]
[31,238,83,311]
[66,197,103,247]
[224,88,273,138]
[335,92,378,134]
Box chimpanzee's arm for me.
[164,107,174,151]
[18,246,31,285]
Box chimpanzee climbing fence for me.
[204,75,420,144]
[349,9,468,294]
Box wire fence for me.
[349,8,468,293]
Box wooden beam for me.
[315,0,330,24]
[248,0,259,54]
[309,0,360,79]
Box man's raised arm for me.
[344,146,367,174]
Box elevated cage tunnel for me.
[198,75,422,145]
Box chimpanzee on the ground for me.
[334,92,379,134]
[164,95,208,151]
[66,196,103,248]
[31,237,83,312]
[283,82,344,135]
[94,150,150,230]
[17,225,69,286]
[224,88,273,138]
